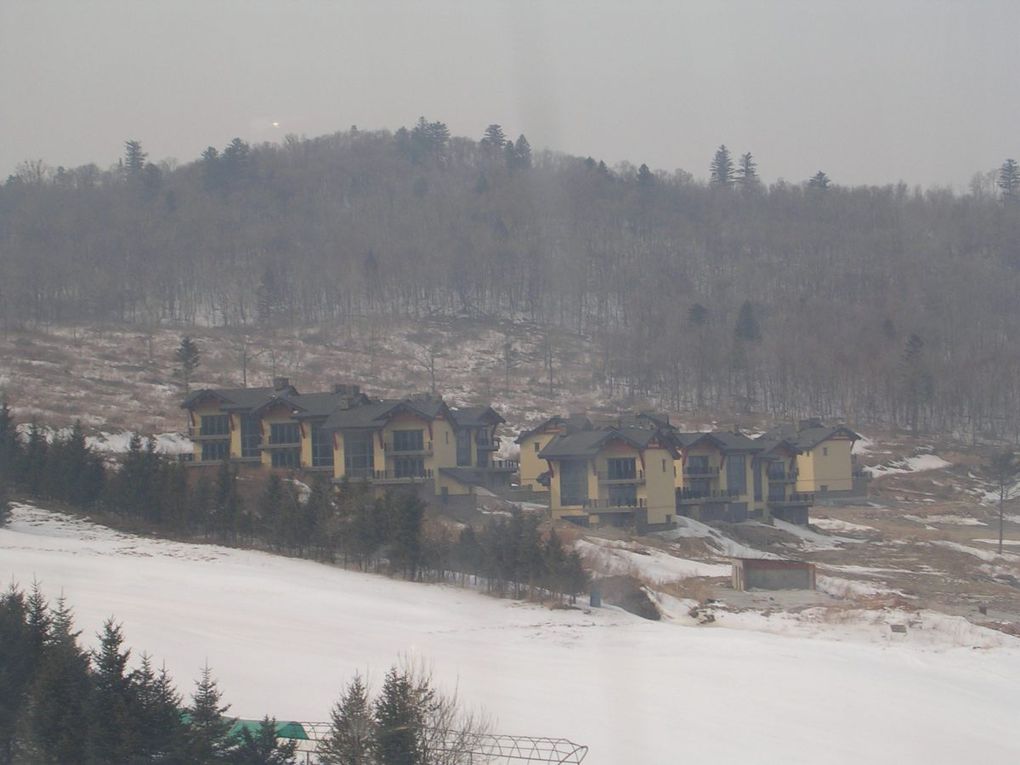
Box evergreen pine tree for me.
[124,140,147,177]
[213,461,242,543]
[636,163,654,187]
[231,716,298,765]
[0,401,19,484]
[563,551,589,604]
[373,667,422,765]
[23,596,92,764]
[387,493,425,579]
[736,152,760,191]
[900,333,933,435]
[258,473,285,549]
[21,424,48,496]
[131,654,187,762]
[88,618,141,764]
[176,336,201,393]
[318,674,375,765]
[186,664,237,763]
[808,170,831,189]
[0,474,9,528]
[542,529,567,596]
[998,158,1020,200]
[479,124,506,157]
[0,585,30,763]
[709,145,734,188]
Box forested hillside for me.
[3,120,1020,438]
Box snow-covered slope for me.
[3,503,1019,765]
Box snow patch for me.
[865,453,952,477]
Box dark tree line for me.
[0,583,297,764]
[9,124,1018,435]
[0,406,589,603]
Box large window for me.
[687,455,710,474]
[456,429,472,466]
[271,449,300,469]
[201,440,229,462]
[201,414,229,436]
[240,414,261,459]
[608,484,638,507]
[559,460,589,506]
[393,456,425,478]
[726,454,747,495]
[606,457,637,480]
[311,423,333,467]
[270,422,300,445]
[344,432,375,478]
[392,429,425,452]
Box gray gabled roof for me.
[538,426,678,459]
[515,413,593,444]
[450,406,505,428]
[762,422,861,450]
[754,437,800,458]
[675,431,764,453]
[181,385,293,411]
[321,395,450,432]
[252,391,370,419]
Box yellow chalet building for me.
[182,382,515,500]
[181,377,299,463]
[539,425,681,531]
[514,414,593,492]
[761,419,862,495]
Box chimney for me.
[273,377,290,392]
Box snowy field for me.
[3,503,1020,764]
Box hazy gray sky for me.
[3,1,1019,188]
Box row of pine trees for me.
[0,583,484,764]
[0,583,296,764]
[0,403,589,603]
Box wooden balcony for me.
[767,492,815,508]
[597,469,645,485]
[677,488,739,505]
[383,442,434,456]
[335,468,434,484]
[488,459,519,472]
[766,468,799,483]
[684,465,720,478]
[581,497,646,512]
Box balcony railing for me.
[768,492,815,508]
[263,440,300,449]
[677,488,740,505]
[489,459,519,472]
[337,468,434,483]
[384,442,434,456]
[684,464,719,478]
[766,468,798,483]
[581,497,646,511]
[188,426,230,441]
[597,469,645,484]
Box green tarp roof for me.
[229,719,309,740]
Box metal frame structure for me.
[292,723,588,764]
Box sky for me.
[2,1,1019,189]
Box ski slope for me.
[3,503,1019,764]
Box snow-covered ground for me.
[574,538,730,582]
[864,453,952,477]
[3,503,1020,764]
[810,517,876,533]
